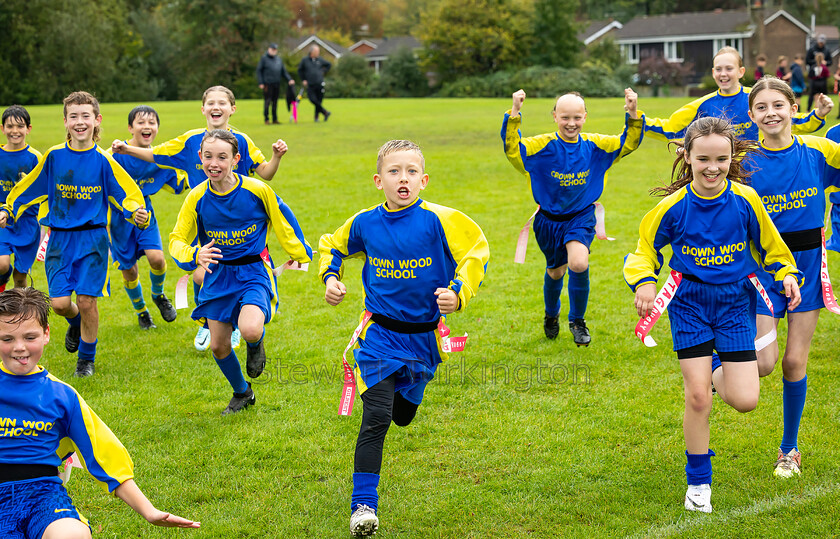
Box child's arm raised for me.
[254,139,288,181]
[624,88,638,120]
[114,479,200,528]
[111,140,155,163]
[511,89,526,116]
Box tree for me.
[287,0,383,39]
[529,0,582,67]
[419,0,533,84]
[378,47,429,96]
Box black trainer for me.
[543,315,560,339]
[569,319,591,347]
[222,383,255,416]
[74,359,95,377]
[324,110,331,122]
[65,325,81,353]
[152,293,177,322]
[246,340,266,378]
[137,311,156,330]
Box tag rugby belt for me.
[0,464,58,483]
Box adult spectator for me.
[256,43,294,125]
[805,34,832,73]
[297,45,332,122]
[807,52,830,111]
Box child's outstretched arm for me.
[111,140,155,163]
[511,89,526,116]
[325,275,348,306]
[114,479,200,528]
[815,93,834,119]
[254,139,289,181]
[624,88,638,119]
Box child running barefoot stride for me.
[319,140,488,536]
[502,88,643,346]
[624,117,801,513]
[0,287,199,536]
[169,130,311,415]
[743,78,840,478]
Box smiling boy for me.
[503,88,642,345]
[319,140,489,537]
[0,287,200,537]
[0,91,149,378]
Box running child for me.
[645,47,828,142]
[110,105,187,330]
[169,130,311,415]
[0,287,200,537]
[502,87,642,345]
[113,85,288,352]
[320,140,488,537]
[743,78,840,478]
[0,106,42,291]
[624,116,801,513]
[0,91,148,378]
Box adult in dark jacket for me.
[256,43,294,124]
[805,34,833,73]
[297,45,332,122]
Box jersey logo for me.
[54,508,72,513]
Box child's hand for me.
[111,139,127,154]
[783,275,802,310]
[511,89,526,116]
[435,288,458,315]
[145,509,201,528]
[325,276,347,306]
[815,93,834,118]
[634,282,656,317]
[624,88,638,119]
[272,139,288,158]
[134,208,149,226]
[0,212,7,228]
[196,239,222,273]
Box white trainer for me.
[773,448,801,478]
[684,483,712,513]
[194,326,210,352]
[230,328,242,350]
[350,504,379,537]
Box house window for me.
[664,41,683,62]
[713,38,742,57]
[623,43,639,64]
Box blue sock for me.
[685,449,715,485]
[351,472,380,513]
[246,328,265,349]
[0,267,12,287]
[66,313,81,328]
[78,339,97,362]
[543,272,564,317]
[123,278,146,314]
[214,351,248,394]
[780,376,807,454]
[711,352,721,372]
[150,268,166,297]
[567,268,589,322]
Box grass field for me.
[10,95,840,538]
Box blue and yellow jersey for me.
[0,365,133,493]
[502,111,644,215]
[828,125,840,206]
[169,174,311,271]
[0,143,147,229]
[624,180,799,292]
[742,135,840,233]
[319,198,489,322]
[644,86,825,141]
[111,144,186,212]
[0,144,41,222]
[153,128,266,189]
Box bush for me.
[436,65,633,98]
[328,53,375,98]
[376,47,430,97]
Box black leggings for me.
[354,373,419,474]
[306,85,328,118]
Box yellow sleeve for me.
[501,111,556,175]
[168,186,204,271]
[244,178,312,262]
[623,191,686,290]
[424,202,489,311]
[644,95,710,142]
[791,110,826,134]
[318,208,372,284]
[100,148,149,229]
[2,145,58,224]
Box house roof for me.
[814,24,839,41]
[349,39,384,52]
[364,36,422,60]
[764,10,809,33]
[283,35,350,58]
[615,9,753,43]
[578,20,623,45]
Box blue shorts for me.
[0,211,40,274]
[532,206,596,269]
[191,259,277,325]
[668,279,757,353]
[109,210,162,270]
[0,477,89,538]
[826,204,840,253]
[755,246,823,317]
[45,228,110,298]
[353,321,444,405]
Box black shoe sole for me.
[65,327,81,353]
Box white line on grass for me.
[630,483,840,538]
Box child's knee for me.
[731,395,758,413]
[42,518,91,539]
[685,388,713,414]
[362,405,392,432]
[76,296,97,311]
